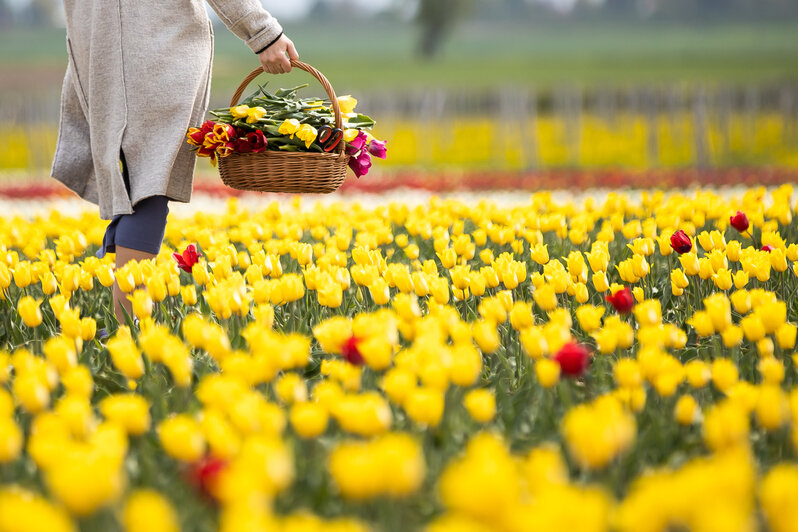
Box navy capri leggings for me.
[97,151,169,258]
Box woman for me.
[51,1,297,323]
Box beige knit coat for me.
[51,0,282,219]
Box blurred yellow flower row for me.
[1,186,798,531]
[3,111,798,171]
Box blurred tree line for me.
[412,0,798,57]
[2,0,797,56]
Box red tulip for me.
[173,244,201,273]
[553,342,591,377]
[199,120,215,135]
[761,245,774,252]
[341,335,365,366]
[187,128,205,146]
[605,286,635,314]
[670,230,692,254]
[233,136,253,154]
[367,139,388,159]
[215,141,236,158]
[346,131,368,155]
[188,121,217,146]
[212,123,236,142]
[187,455,227,501]
[730,211,749,232]
[247,130,268,153]
[348,151,372,178]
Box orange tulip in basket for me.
[186,60,386,194]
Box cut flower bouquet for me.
[186,84,386,178]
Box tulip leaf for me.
[275,84,309,98]
[344,114,376,129]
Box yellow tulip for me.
[463,389,496,423]
[533,284,557,312]
[684,360,710,388]
[181,284,197,306]
[758,357,784,384]
[368,278,391,305]
[535,358,560,388]
[40,272,58,295]
[290,402,329,439]
[317,281,343,308]
[128,289,153,319]
[107,332,144,380]
[12,262,32,288]
[592,271,610,292]
[574,282,589,303]
[703,293,731,332]
[100,394,151,436]
[674,395,699,425]
[429,277,450,305]
[740,314,766,342]
[275,373,308,405]
[758,301,787,334]
[775,322,797,350]
[472,320,500,354]
[123,490,180,532]
[158,414,206,462]
[43,336,77,374]
[245,106,267,124]
[530,243,549,265]
[575,305,604,333]
[278,118,301,137]
[721,324,744,348]
[711,359,739,393]
[337,95,358,114]
[679,252,700,276]
[115,267,137,293]
[404,387,444,427]
[712,268,733,291]
[230,104,250,119]
[0,263,10,289]
[756,385,789,430]
[614,358,642,388]
[17,296,42,327]
[770,248,788,272]
[296,123,318,148]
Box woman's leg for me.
[113,245,157,323]
[110,195,171,324]
[100,151,170,324]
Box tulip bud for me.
[729,211,749,233]
[770,248,788,272]
[464,389,496,423]
[17,296,42,327]
[535,358,560,388]
[123,490,180,532]
[674,395,699,425]
[290,402,329,439]
[159,414,206,463]
[553,342,590,378]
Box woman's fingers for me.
[258,34,298,74]
[286,39,299,61]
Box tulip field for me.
[2,185,798,532]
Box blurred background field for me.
[0,0,797,180]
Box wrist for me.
[255,32,284,55]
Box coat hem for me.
[106,0,132,220]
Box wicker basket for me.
[218,60,348,194]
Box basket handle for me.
[229,61,345,153]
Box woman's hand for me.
[258,34,299,74]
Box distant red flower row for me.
[2,168,797,199]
